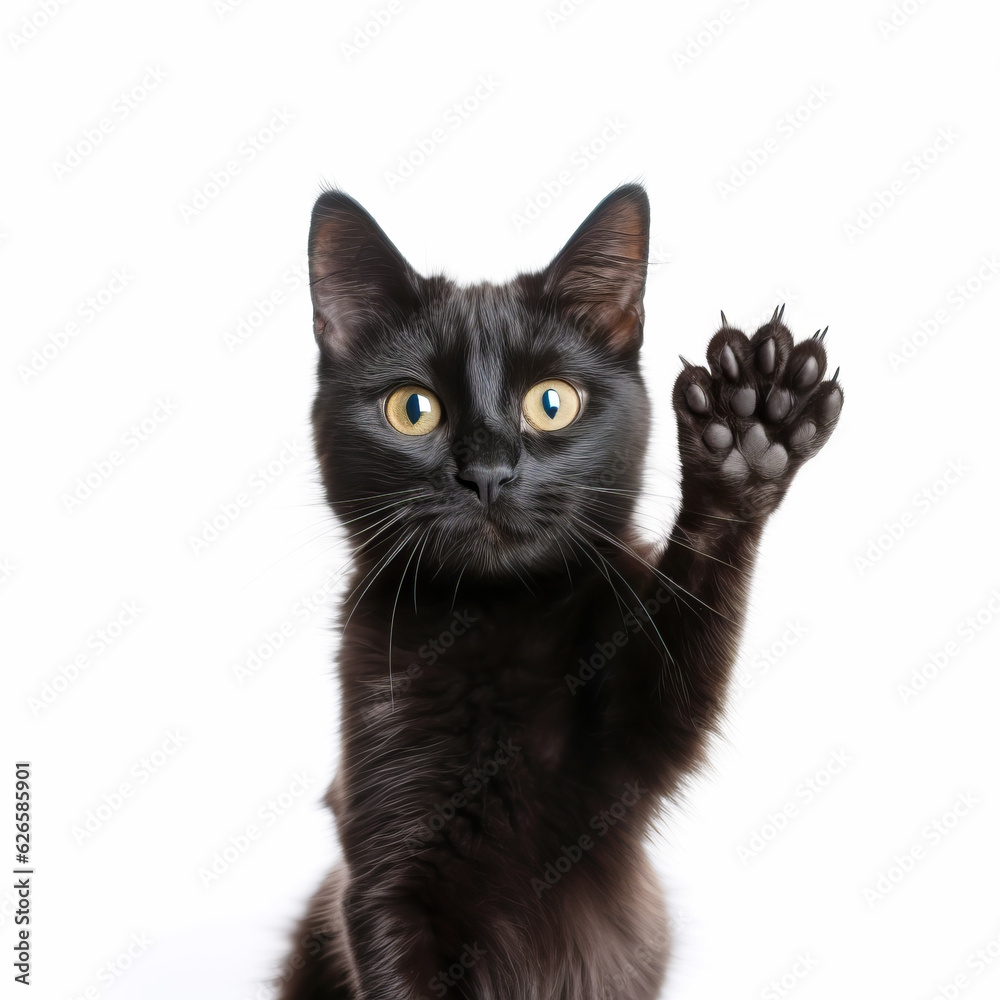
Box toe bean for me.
[686,384,710,413]
[720,345,739,382]
[766,388,793,422]
[703,422,733,451]
[731,387,756,417]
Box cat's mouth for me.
[420,501,568,578]
[454,506,534,542]
[480,513,516,541]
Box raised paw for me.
[673,306,843,518]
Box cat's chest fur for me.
[334,574,628,856]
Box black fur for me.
[276,184,842,999]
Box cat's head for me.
[309,184,652,583]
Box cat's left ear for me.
[541,183,650,353]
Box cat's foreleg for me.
[619,311,842,784]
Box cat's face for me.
[309,185,652,582]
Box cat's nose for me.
[456,465,517,508]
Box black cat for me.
[276,184,842,999]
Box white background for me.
[3,1,1000,998]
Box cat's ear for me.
[308,191,421,350]
[541,184,650,352]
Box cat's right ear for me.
[308,191,421,351]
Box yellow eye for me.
[522,379,581,432]
[385,386,442,435]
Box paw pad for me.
[686,384,710,414]
[674,311,843,511]
[703,422,733,451]
[720,344,740,381]
[756,338,776,374]
[731,387,756,417]
[765,388,792,422]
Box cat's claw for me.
[673,313,842,517]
